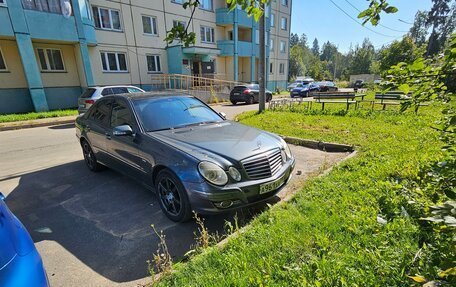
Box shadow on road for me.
[5,160,279,283]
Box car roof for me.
[88,85,143,90]
[103,92,194,101]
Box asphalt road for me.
[0,103,349,287]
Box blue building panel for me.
[218,40,259,58]
[25,11,79,42]
[216,8,254,28]
[0,8,14,37]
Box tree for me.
[350,38,376,74]
[377,36,424,73]
[299,33,308,49]
[288,45,306,80]
[311,38,320,56]
[409,10,429,46]
[290,33,299,47]
[426,0,455,56]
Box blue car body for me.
[290,83,320,98]
[0,193,49,287]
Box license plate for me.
[234,93,240,95]
[293,92,298,94]
[259,174,286,194]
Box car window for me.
[111,100,134,128]
[101,88,113,96]
[133,97,223,132]
[111,87,129,94]
[89,99,112,127]
[80,88,96,98]
[127,87,143,93]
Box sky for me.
[290,0,434,53]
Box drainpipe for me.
[233,8,239,82]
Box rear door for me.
[85,99,113,163]
[111,87,128,95]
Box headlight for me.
[280,138,293,160]
[228,167,242,182]
[198,162,228,186]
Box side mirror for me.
[113,125,135,137]
[0,192,5,201]
[219,112,227,120]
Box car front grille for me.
[241,149,284,180]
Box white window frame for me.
[173,20,186,28]
[146,54,161,73]
[0,47,7,71]
[0,0,7,7]
[93,6,122,31]
[255,30,259,45]
[281,0,288,6]
[142,15,158,36]
[279,63,285,74]
[200,26,215,43]
[199,0,213,11]
[270,38,274,51]
[270,13,275,27]
[36,48,66,72]
[280,40,286,53]
[281,17,287,30]
[100,51,128,73]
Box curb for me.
[282,136,354,153]
[0,116,77,132]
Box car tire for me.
[155,169,192,222]
[247,96,254,105]
[266,94,272,102]
[231,100,237,105]
[81,140,103,172]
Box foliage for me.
[425,0,456,56]
[311,38,320,56]
[154,105,454,286]
[350,38,376,75]
[357,0,398,25]
[0,109,77,123]
[377,36,425,73]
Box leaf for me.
[385,6,398,13]
[398,84,410,95]
[438,267,456,278]
[407,275,427,283]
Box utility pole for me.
[258,1,266,113]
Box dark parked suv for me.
[230,84,273,105]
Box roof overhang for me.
[182,46,221,55]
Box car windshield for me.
[133,97,223,132]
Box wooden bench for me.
[313,93,366,110]
[374,93,411,110]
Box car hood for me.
[292,86,309,92]
[148,121,282,165]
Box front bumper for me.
[184,158,296,214]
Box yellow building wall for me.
[0,40,27,89]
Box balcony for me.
[216,8,254,28]
[217,40,259,57]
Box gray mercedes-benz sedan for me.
[75,93,295,222]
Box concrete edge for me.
[282,135,355,153]
[0,116,77,132]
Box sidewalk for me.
[0,115,77,132]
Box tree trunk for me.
[259,2,266,113]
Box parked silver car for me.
[77,85,145,114]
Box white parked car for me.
[78,86,145,114]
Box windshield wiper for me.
[174,121,220,129]
[183,105,206,111]
[148,127,174,132]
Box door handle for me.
[105,133,111,140]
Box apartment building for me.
[0,0,292,114]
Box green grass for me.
[0,109,78,123]
[155,105,449,286]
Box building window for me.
[37,48,65,71]
[92,6,121,31]
[255,30,259,45]
[142,15,158,35]
[280,41,286,53]
[281,17,287,30]
[100,52,128,72]
[171,0,183,4]
[281,0,288,6]
[271,13,275,27]
[200,26,215,43]
[199,0,212,11]
[279,63,285,74]
[0,0,6,7]
[173,20,186,28]
[270,38,274,51]
[0,47,7,71]
[21,0,71,14]
[269,62,273,74]
[146,55,161,73]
